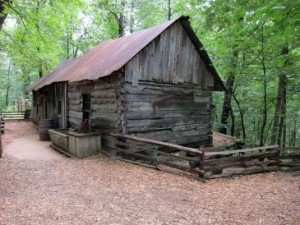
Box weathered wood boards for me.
[202,145,281,179]
[102,134,284,180]
[122,81,213,147]
[0,112,24,120]
[31,82,67,128]
[102,133,203,177]
[107,133,202,155]
[125,21,214,88]
[68,73,124,132]
[279,146,300,172]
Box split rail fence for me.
[0,110,31,120]
[102,133,299,180]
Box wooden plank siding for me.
[31,83,67,128]
[122,21,215,147]
[122,81,213,147]
[125,21,215,88]
[67,72,125,133]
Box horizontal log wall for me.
[123,20,217,147]
[67,72,124,132]
[122,81,213,147]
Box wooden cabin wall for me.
[123,21,216,147]
[125,21,215,88]
[31,83,67,127]
[68,81,93,129]
[122,81,213,147]
[67,72,124,134]
[31,86,56,124]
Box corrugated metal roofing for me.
[28,16,225,91]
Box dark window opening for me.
[82,94,91,120]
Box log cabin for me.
[28,16,225,148]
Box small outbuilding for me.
[28,16,225,149]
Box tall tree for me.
[0,0,10,30]
[1,0,83,79]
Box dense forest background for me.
[0,0,299,147]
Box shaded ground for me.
[0,121,299,225]
[5,133,65,161]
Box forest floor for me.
[0,121,299,225]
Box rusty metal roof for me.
[28,16,225,91]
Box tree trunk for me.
[0,0,10,30]
[233,94,246,140]
[38,62,43,77]
[5,62,11,107]
[219,74,235,134]
[35,0,43,77]
[277,79,286,146]
[129,0,134,33]
[271,73,287,145]
[270,46,288,145]
[219,49,238,135]
[117,0,125,37]
[229,105,235,136]
[167,0,171,20]
[118,13,125,37]
[289,115,297,146]
[282,123,286,147]
[259,23,268,147]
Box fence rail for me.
[279,146,300,172]
[0,110,31,120]
[202,145,281,179]
[101,133,299,180]
[103,133,204,176]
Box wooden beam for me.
[205,151,280,166]
[205,166,280,179]
[205,145,279,157]
[204,160,281,172]
[118,142,201,163]
[106,133,202,155]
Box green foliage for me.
[0,0,298,145]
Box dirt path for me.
[5,134,65,161]
[0,121,299,225]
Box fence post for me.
[199,147,205,179]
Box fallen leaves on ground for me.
[0,121,299,225]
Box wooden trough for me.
[49,129,101,158]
